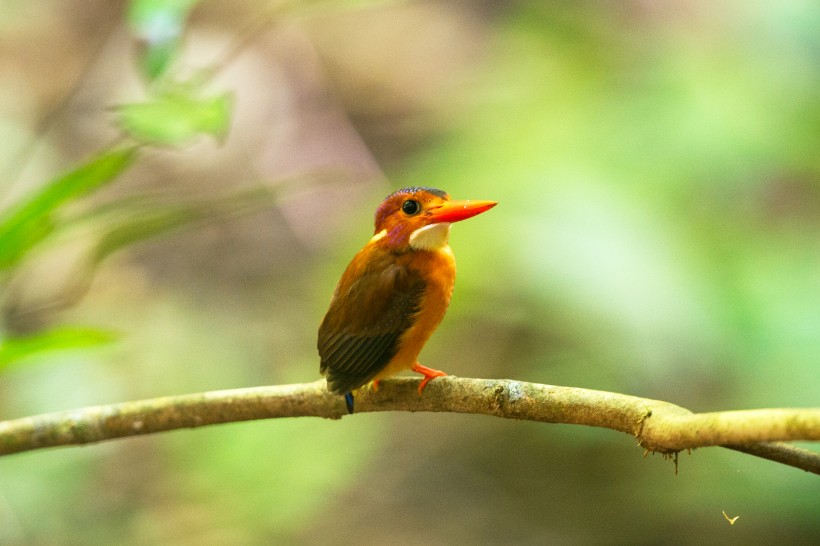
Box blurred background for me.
[0,0,818,543]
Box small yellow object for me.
[722,511,740,525]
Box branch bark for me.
[1,377,818,474]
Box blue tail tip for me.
[344,392,354,414]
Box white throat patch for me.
[409,222,451,250]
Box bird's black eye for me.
[401,199,421,215]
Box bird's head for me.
[372,187,497,251]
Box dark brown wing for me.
[318,257,425,394]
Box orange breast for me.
[374,245,456,379]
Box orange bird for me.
[318,186,496,407]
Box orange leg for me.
[371,379,381,391]
[411,363,447,394]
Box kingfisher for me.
[318,186,496,408]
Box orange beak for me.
[427,200,497,224]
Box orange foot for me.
[411,363,447,394]
[370,379,381,391]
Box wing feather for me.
[318,253,424,394]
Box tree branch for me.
[1,377,818,474]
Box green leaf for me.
[117,91,233,145]
[91,205,205,263]
[140,40,180,82]
[76,186,281,273]
[0,147,139,271]
[0,327,118,370]
[128,0,203,80]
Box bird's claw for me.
[412,363,447,394]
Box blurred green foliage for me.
[0,148,137,367]
[0,0,242,369]
[0,148,137,272]
[128,0,203,80]
[0,0,817,544]
[117,89,232,145]
[0,326,117,371]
